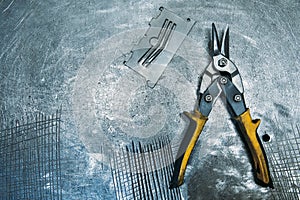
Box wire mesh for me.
[111,136,182,200]
[264,123,300,199]
[0,110,62,200]
[58,136,114,199]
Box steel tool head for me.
[212,23,229,58]
[199,24,244,95]
[198,24,245,115]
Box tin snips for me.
[170,24,273,188]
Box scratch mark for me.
[13,1,40,30]
[242,35,257,46]
[96,7,118,14]
[14,14,27,30]
[2,0,14,13]
[0,35,17,61]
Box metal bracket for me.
[124,7,195,88]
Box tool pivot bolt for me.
[218,58,228,67]
[205,94,213,102]
[220,77,227,85]
[234,94,242,102]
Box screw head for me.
[234,94,242,102]
[220,77,227,85]
[218,58,228,67]
[205,94,213,102]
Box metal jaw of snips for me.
[170,23,273,189]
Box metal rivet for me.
[218,58,228,67]
[234,94,242,102]
[205,94,213,102]
[220,77,227,85]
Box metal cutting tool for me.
[170,23,273,188]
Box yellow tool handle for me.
[170,110,208,188]
[234,108,272,187]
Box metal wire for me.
[111,136,182,200]
[264,123,300,200]
[0,110,62,200]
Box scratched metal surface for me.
[0,0,299,199]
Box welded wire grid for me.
[264,123,300,199]
[0,110,62,200]
[111,136,182,200]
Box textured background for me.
[0,0,299,199]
